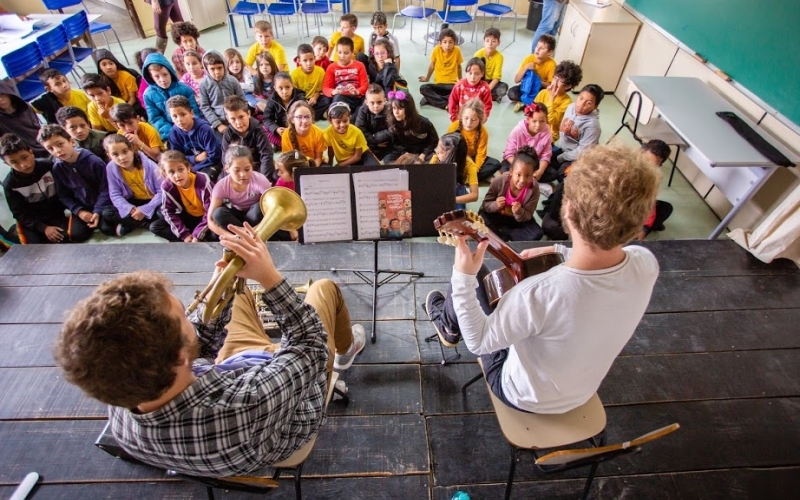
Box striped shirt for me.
[109,279,329,476]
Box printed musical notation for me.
[353,169,409,240]
[299,173,353,243]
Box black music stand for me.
[295,163,456,344]
[332,239,423,343]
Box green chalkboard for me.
[625,0,800,126]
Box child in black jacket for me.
[354,84,393,160]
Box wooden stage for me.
[0,240,799,499]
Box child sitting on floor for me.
[109,103,165,162]
[479,146,542,241]
[263,72,307,151]
[323,102,380,166]
[510,34,557,111]
[150,150,215,243]
[199,50,245,135]
[95,49,141,109]
[292,44,330,120]
[369,12,400,72]
[431,132,477,209]
[534,60,583,142]
[224,48,255,95]
[170,22,206,79]
[82,73,125,132]
[355,84,393,160]
[367,39,405,94]
[475,27,507,103]
[502,102,553,182]
[447,98,500,183]
[323,36,369,114]
[207,145,272,238]
[31,68,91,124]
[448,58,493,123]
[180,50,205,98]
[282,101,327,168]
[55,106,109,163]
[102,134,163,237]
[274,150,309,241]
[419,28,462,110]
[553,84,603,174]
[252,52,278,112]
[383,92,438,164]
[167,95,222,181]
[222,95,276,181]
[312,36,332,71]
[245,20,288,72]
[637,139,673,239]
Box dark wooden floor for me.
[1,240,799,500]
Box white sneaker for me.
[333,324,366,370]
[539,183,554,198]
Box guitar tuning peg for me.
[437,232,447,244]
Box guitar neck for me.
[472,231,526,282]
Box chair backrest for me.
[35,25,71,60]
[42,0,83,11]
[1,42,45,80]
[535,423,680,467]
[61,10,91,42]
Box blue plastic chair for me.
[1,42,47,101]
[59,11,94,66]
[225,0,268,47]
[437,0,480,45]
[41,0,128,63]
[393,0,437,55]
[34,25,77,82]
[301,0,335,36]
[476,0,518,42]
[267,0,303,40]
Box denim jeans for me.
[532,0,567,51]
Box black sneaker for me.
[425,290,461,347]
[419,97,429,106]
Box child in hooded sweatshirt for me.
[94,48,141,109]
[142,52,202,140]
[263,72,307,151]
[199,51,246,136]
[553,84,602,174]
[502,102,553,182]
[0,81,49,158]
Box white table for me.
[629,76,800,239]
[0,13,100,80]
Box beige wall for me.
[0,0,48,14]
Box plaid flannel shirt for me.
[108,279,329,476]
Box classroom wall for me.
[617,3,800,234]
[0,0,47,14]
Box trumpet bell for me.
[188,187,308,323]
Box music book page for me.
[300,173,353,243]
[353,169,408,240]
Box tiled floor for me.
[0,13,723,244]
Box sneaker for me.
[334,324,366,370]
[539,183,554,198]
[425,290,461,347]
[514,102,524,113]
[115,223,132,237]
[419,97,428,106]
[332,379,348,402]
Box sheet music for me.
[352,169,408,240]
[299,173,353,243]
[0,15,35,40]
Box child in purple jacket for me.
[150,150,216,242]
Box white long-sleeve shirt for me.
[451,245,659,414]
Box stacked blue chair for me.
[224,0,267,47]
[58,11,94,67]
[301,0,336,36]
[267,0,303,40]
[393,0,437,55]
[34,25,78,82]
[437,0,480,46]
[477,0,518,42]
[1,42,47,101]
[42,0,128,63]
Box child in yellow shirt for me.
[32,69,91,124]
[418,29,463,110]
[447,98,501,182]
[509,34,557,111]
[322,102,379,166]
[474,27,507,103]
[282,101,327,168]
[328,13,366,62]
[534,60,583,142]
[291,44,331,120]
[110,103,165,161]
[82,74,126,132]
[245,21,288,72]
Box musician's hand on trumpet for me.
[453,234,489,276]
[218,223,283,290]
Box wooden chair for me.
[607,90,688,187]
[463,359,679,499]
[96,372,348,500]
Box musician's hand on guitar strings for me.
[453,234,489,276]
[219,223,282,289]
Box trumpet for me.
[187,187,307,323]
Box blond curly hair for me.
[563,144,661,249]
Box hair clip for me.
[294,150,300,160]
[328,101,351,112]
[387,90,406,101]
[523,103,542,117]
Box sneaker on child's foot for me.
[333,324,366,370]
[513,102,524,113]
[115,223,132,237]
[332,379,348,401]
[425,290,461,347]
[539,183,554,198]
[419,97,429,106]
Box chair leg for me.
[668,147,681,187]
[581,462,600,500]
[461,371,483,393]
[293,463,304,500]
[107,27,129,64]
[504,447,517,500]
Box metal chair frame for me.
[1,42,47,101]
[476,0,518,43]
[42,0,128,63]
[225,0,268,47]
[393,0,437,55]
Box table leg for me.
[708,166,776,240]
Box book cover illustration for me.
[379,190,412,239]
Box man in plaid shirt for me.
[55,223,366,476]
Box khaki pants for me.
[215,279,354,375]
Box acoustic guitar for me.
[434,210,565,307]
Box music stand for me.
[331,239,423,343]
[295,163,456,343]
